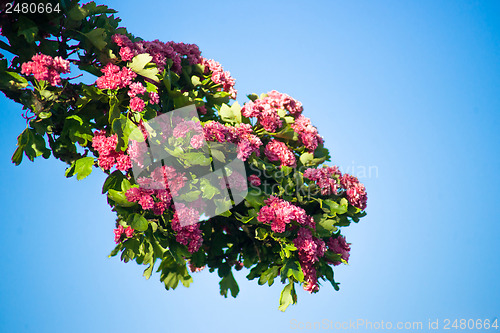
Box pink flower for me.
[248,175,261,186]
[257,196,314,233]
[92,131,131,171]
[114,225,135,243]
[111,35,201,74]
[149,92,160,105]
[264,139,296,167]
[124,226,134,238]
[327,235,351,266]
[202,122,262,161]
[190,134,205,149]
[130,97,145,112]
[302,264,319,293]
[95,63,137,90]
[112,34,133,47]
[291,115,323,152]
[340,174,367,210]
[53,56,71,73]
[128,82,147,98]
[293,228,326,293]
[197,105,207,115]
[304,166,341,195]
[201,57,237,99]
[220,171,247,192]
[119,46,135,61]
[115,153,132,171]
[171,203,203,253]
[241,90,303,125]
[21,53,71,87]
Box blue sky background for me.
[1,0,500,332]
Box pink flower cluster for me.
[241,90,303,132]
[171,203,203,253]
[21,53,70,86]
[248,174,261,187]
[220,171,247,192]
[125,165,187,215]
[112,34,201,74]
[340,174,368,210]
[201,58,237,99]
[173,119,203,139]
[293,228,326,293]
[203,121,262,161]
[327,235,351,266]
[95,63,159,111]
[264,139,296,167]
[304,166,341,195]
[290,115,323,152]
[114,225,134,244]
[304,166,367,210]
[92,131,131,171]
[95,63,137,90]
[257,196,315,233]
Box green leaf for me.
[130,214,148,232]
[200,178,218,200]
[247,93,259,102]
[183,152,211,166]
[323,264,340,291]
[68,4,88,21]
[219,102,241,124]
[210,149,226,163]
[279,281,297,312]
[323,199,348,215]
[191,75,201,86]
[74,156,94,180]
[83,28,107,50]
[219,271,239,298]
[128,54,159,82]
[300,152,314,165]
[255,227,268,241]
[245,188,265,208]
[281,260,304,283]
[258,266,280,286]
[102,170,126,193]
[11,146,23,166]
[17,17,38,44]
[108,189,136,207]
[108,96,121,125]
[178,190,201,202]
[108,242,124,258]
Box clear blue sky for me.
[1,1,499,332]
